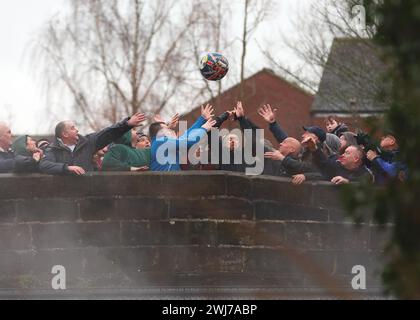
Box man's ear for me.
[289,146,296,155]
[62,128,71,139]
[390,137,397,146]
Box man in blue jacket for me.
[149,104,216,171]
[366,133,407,183]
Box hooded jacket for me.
[12,135,32,157]
[39,117,133,174]
[0,136,38,173]
[102,131,151,171]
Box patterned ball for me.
[199,52,229,81]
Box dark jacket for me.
[312,148,374,182]
[236,117,303,177]
[40,118,133,174]
[0,149,38,173]
[331,123,349,137]
[240,118,322,177]
[268,121,288,143]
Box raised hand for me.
[201,104,215,120]
[67,166,86,176]
[227,110,236,121]
[264,150,285,161]
[32,151,42,162]
[128,112,147,127]
[301,136,317,152]
[258,104,277,123]
[234,101,245,118]
[168,113,180,129]
[366,150,378,162]
[202,119,217,131]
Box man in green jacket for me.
[102,129,151,171]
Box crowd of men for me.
[0,102,407,185]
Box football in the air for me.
[199,52,229,81]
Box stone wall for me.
[0,172,390,299]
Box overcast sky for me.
[0,0,317,135]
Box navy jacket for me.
[0,150,38,173]
[40,118,133,174]
[312,148,374,182]
[370,150,407,184]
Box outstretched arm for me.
[184,104,214,135]
[93,113,147,150]
[229,101,260,131]
[39,150,67,174]
[258,104,288,143]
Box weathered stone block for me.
[79,198,117,221]
[162,173,226,197]
[284,222,370,251]
[89,173,163,197]
[117,197,168,220]
[254,201,328,221]
[0,200,16,223]
[0,224,31,250]
[31,223,83,249]
[169,198,252,220]
[226,174,252,199]
[17,199,78,222]
[216,221,285,246]
[121,221,217,246]
[252,176,314,207]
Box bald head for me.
[279,137,302,158]
[0,122,12,150]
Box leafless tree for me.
[256,0,391,132]
[0,104,14,126]
[33,0,205,131]
[261,0,379,95]
[239,0,272,100]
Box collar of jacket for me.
[51,135,88,152]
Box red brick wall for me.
[181,70,314,146]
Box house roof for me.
[311,38,389,114]
[181,68,313,118]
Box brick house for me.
[180,68,314,145]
